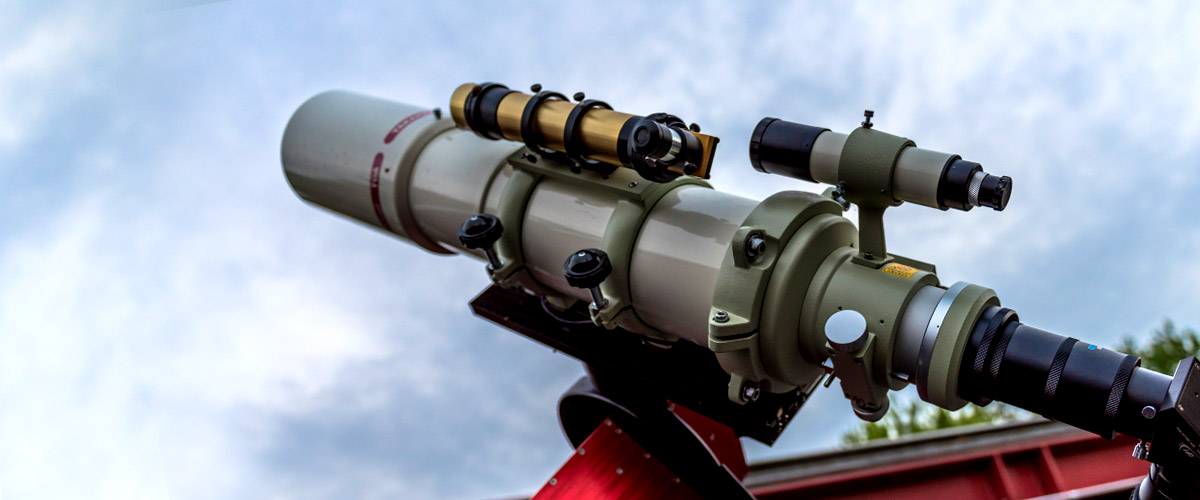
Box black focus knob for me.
[459,214,504,270]
[458,214,503,249]
[563,249,611,289]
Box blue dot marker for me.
[1088,345,1097,350]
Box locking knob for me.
[825,309,869,353]
[563,248,612,309]
[458,214,504,270]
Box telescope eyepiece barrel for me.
[957,307,1171,440]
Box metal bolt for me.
[432,107,442,120]
[1132,441,1150,461]
[573,91,586,102]
[689,123,701,132]
[864,252,875,260]
[628,181,638,188]
[740,381,760,402]
[483,248,503,271]
[862,109,875,128]
[713,310,729,323]
[588,287,608,310]
[745,234,767,262]
[1142,405,1157,419]
[616,468,624,475]
[548,478,558,486]
[531,83,543,93]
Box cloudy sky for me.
[1,1,1198,499]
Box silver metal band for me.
[917,281,969,401]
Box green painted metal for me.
[837,127,915,265]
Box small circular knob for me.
[825,309,868,353]
[458,214,503,250]
[563,249,612,290]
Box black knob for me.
[458,214,503,249]
[563,249,611,289]
[459,214,504,271]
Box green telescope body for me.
[280,84,1200,498]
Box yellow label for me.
[881,263,919,279]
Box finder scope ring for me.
[521,91,573,163]
[563,99,617,174]
[463,82,514,141]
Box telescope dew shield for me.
[748,117,1012,212]
[281,90,456,253]
[450,82,719,182]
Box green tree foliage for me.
[1118,320,1200,375]
[840,398,1022,445]
[841,320,1200,445]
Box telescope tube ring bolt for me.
[563,248,613,312]
[458,214,504,271]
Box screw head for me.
[713,310,730,323]
[740,381,760,402]
[628,181,638,188]
[745,234,767,261]
[689,123,701,132]
[531,83,543,93]
[1142,405,1157,419]
[573,91,585,102]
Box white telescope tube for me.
[282,91,757,344]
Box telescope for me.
[280,83,1200,499]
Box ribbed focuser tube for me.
[281,91,758,344]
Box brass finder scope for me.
[281,82,1200,499]
[450,82,719,182]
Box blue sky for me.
[1,1,1198,499]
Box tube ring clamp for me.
[521,91,573,163]
[563,99,617,175]
[463,82,513,140]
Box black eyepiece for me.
[978,174,1012,211]
[938,159,1012,212]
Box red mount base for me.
[532,404,749,500]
